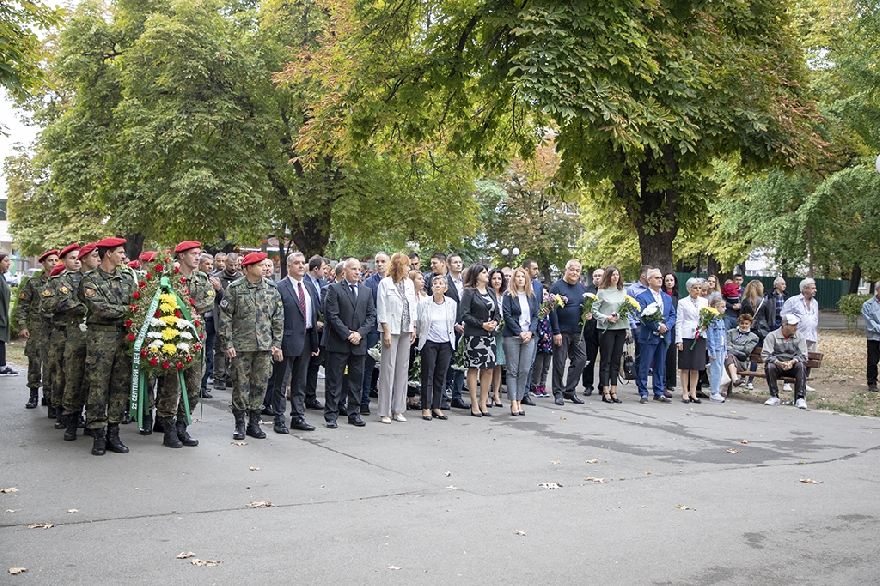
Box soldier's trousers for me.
[157,354,203,419]
[62,325,87,418]
[85,328,132,429]
[230,351,271,412]
[25,320,51,393]
[48,324,67,409]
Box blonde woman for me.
[376,253,418,423]
[501,268,539,416]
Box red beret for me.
[127,260,141,269]
[96,237,126,248]
[39,249,60,262]
[59,243,80,258]
[241,252,267,267]
[77,243,97,259]
[49,263,65,276]
[139,251,158,262]
[174,241,201,254]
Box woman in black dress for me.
[458,264,498,416]
[662,272,679,394]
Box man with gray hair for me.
[861,283,880,392]
[781,278,819,391]
[548,259,588,405]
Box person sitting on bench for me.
[724,313,759,392]
[761,314,809,409]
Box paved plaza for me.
[2,372,880,585]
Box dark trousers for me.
[200,316,215,390]
[305,347,323,404]
[665,326,677,389]
[598,329,627,388]
[552,332,586,398]
[765,361,806,398]
[268,335,313,424]
[361,330,381,407]
[636,341,667,397]
[421,341,453,410]
[868,340,879,386]
[581,328,600,389]
[324,350,365,423]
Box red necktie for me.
[298,282,306,332]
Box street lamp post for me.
[500,246,520,265]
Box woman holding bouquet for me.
[458,264,499,416]
[591,266,631,404]
[676,278,709,403]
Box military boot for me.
[91,428,107,456]
[64,414,78,441]
[106,424,130,453]
[54,410,65,429]
[160,417,182,448]
[25,389,38,409]
[246,410,266,439]
[152,413,163,433]
[176,419,199,447]
[47,403,56,419]
[232,410,246,440]
[140,410,153,436]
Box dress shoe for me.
[290,418,315,431]
[305,400,323,410]
[681,397,691,404]
[348,415,366,427]
[360,406,371,415]
[691,397,702,404]
[521,395,535,406]
[480,410,492,417]
[554,397,564,406]
[325,420,338,429]
[611,393,622,404]
[422,415,432,421]
[406,403,420,410]
[393,413,406,422]
[602,393,613,404]
[470,410,482,417]
[492,399,503,408]
[663,389,673,398]
[440,402,450,410]
[273,421,290,434]
[432,413,448,420]
[510,409,519,416]
[518,411,525,416]
[565,393,585,404]
[450,398,471,409]
[653,395,673,403]
[583,386,594,397]
[261,406,277,416]
[199,388,213,399]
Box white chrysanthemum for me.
[147,332,163,339]
[176,343,190,352]
[151,318,165,327]
[178,331,193,340]
[149,340,163,349]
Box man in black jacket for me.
[581,268,604,396]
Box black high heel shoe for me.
[601,392,613,404]
[611,392,622,404]
[493,398,503,408]
[470,410,482,417]
[481,410,492,417]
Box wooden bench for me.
[734,348,824,385]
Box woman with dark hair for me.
[590,266,630,404]
[488,268,507,407]
[0,253,14,376]
[458,264,498,416]
[662,272,680,394]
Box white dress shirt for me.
[288,276,313,328]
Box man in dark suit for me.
[635,269,677,403]
[266,252,321,433]
[581,267,604,396]
[322,258,376,428]
[302,255,329,411]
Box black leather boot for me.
[160,417,182,448]
[246,410,266,439]
[91,428,107,456]
[47,403,56,418]
[232,410,246,440]
[140,411,153,435]
[152,412,163,433]
[176,419,198,447]
[106,424,129,453]
[64,414,78,441]
[25,389,38,409]
[54,410,65,429]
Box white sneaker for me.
[746,383,754,391]
[783,383,792,392]
[796,398,807,410]
[710,393,725,403]
[805,385,815,392]
[764,396,781,406]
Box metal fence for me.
[673,273,849,310]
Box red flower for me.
[174,267,180,274]
[194,344,202,351]
[184,289,190,295]
[162,361,170,369]
[185,356,193,363]
[126,333,135,342]
[199,333,205,339]
[176,362,184,370]
[154,264,164,272]
[154,310,161,318]
[164,256,172,263]
[140,349,148,357]
[125,319,133,327]
[174,310,183,318]
[150,357,158,366]
[138,281,146,289]
[179,277,186,284]
[189,297,195,306]
[132,291,141,299]
[193,320,201,328]
[145,272,153,280]
[130,304,138,311]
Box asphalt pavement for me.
[2,370,880,585]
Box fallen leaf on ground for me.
[550,460,561,465]
[538,482,563,489]
[0,488,18,493]
[559,416,567,420]
[67,509,78,513]
[28,523,53,529]
[515,530,526,536]
[260,420,271,425]
[191,559,222,567]
[446,485,459,490]
[444,471,451,477]
[247,501,273,508]
[799,479,822,484]
[8,568,26,575]
[388,566,401,570]
[176,552,195,559]
[4,510,14,513]
[644,471,652,475]
[231,441,247,446]
[676,505,695,511]
[729,411,736,414]
[584,477,605,483]
[740,440,748,444]
[586,459,599,464]
[249,467,260,471]
[727,449,740,454]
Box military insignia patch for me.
[207,290,214,296]
[220,299,228,308]
[84,288,96,298]
[60,286,69,294]
[42,289,52,297]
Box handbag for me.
[707,360,731,387]
[620,338,636,381]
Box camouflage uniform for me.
[80,267,137,430]
[54,270,89,428]
[217,277,283,413]
[157,271,215,420]
[14,272,51,403]
[39,273,70,424]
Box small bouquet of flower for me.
[368,341,382,363]
[578,292,599,340]
[640,302,668,346]
[540,291,567,316]
[617,295,641,322]
[451,339,467,371]
[691,306,722,349]
[407,353,422,388]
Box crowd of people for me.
[8,242,831,456]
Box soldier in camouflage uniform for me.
[79,238,137,456]
[15,249,59,410]
[217,252,283,440]
[154,241,215,448]
[40,248,79,430]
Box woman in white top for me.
[501,268,539,416]
[416,277,458,420]
[676,277,709,403]
[376,253,418,423]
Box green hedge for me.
[838,293,871,330]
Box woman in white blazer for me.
[376,253,419,423]
[416,277,458,420]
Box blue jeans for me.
[636,341,667,397]
[200,316,215,390]
[709,352,726,395]
[445,366,465,402]
[360,330,381,408]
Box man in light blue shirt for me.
[861,283,880,392]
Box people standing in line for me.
[376,253,418,424]
[458,264,499,416]
[861,283,880,393]
[635,269,677,404]
[502,268,539,416]
[16,249,59,407]
[581,267,603,397]
[591,266,630,404]
[488,268,507,407]
[705,296,729,403]
[662,272,680,394]
[417,277,457,420]
[769,277,787,329]
[361,252,389,416]
[548,260,589,406]
[675,277,708,404]
[781,278,819,391]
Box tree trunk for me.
[123,233,145,262]
[849,262,861,294]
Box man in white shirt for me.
[781,278,819,391]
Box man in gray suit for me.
[322,258,376,428]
